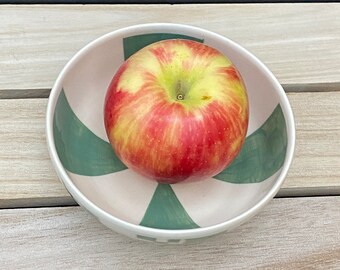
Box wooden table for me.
[1,3,339,268]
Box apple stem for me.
[177,94,184,100]
[175,80,187,101]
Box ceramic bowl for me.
[46,23,295,243]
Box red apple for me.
[104,39,249,184]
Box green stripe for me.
[53,89,127,176]
[140,184,199,230]
[214,104,287,183]
[123,33,204,60]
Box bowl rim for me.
[46,23,296,239]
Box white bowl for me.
[46,23,295,243]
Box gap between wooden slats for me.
[1,83,339,99]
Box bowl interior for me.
[52,26,289,232]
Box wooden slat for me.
[0,3,340,96]
[1,196,339,268]
[0,91,339,207]
[0,98,71,207]
[284,92,340,192]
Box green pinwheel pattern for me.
[53,90,127,176]
[53,33,287,230]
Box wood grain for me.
[0,4,338,265]
[0,3,340,96]
[285,92,340,191]
[0,92,339,207]
[1,196,339,269]
[0,98,71,207]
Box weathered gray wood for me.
[0,4,340,97]
[0,92,339,208]
[0,4,338,267]
[1,196,339,269]
[286,92,340,190]
[0,98,71,207]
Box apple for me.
[104,39,249,184]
